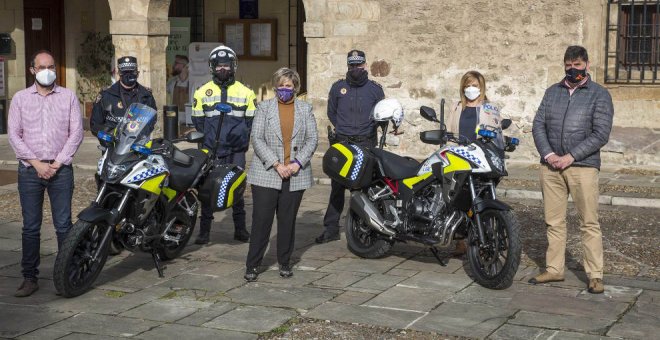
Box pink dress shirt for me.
[8,84,84,166]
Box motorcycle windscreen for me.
[114,103,157,156]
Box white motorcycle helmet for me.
[372,98,404,128]
[208,45,238,73]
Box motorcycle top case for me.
[198,164,246,212]
[323,141,375,189]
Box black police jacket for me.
[90,82,157,136]
[327,78,384,137]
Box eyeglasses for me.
[33,65,56,71]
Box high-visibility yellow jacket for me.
[192,80,256,156]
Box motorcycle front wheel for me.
[345,210,392,259]
[53,220,111,297]
[467,209,521,289]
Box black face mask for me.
[213,69,234,85]
[346,67,368,87]
[120,73,138,88]
[565,67,587,83]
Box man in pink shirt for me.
[8,50,83,297]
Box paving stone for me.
[160,272,246,292]
[0,237,21,251]
[397,271,473,291]
[0,250,21,270]
[509,291,630,319]
[175,302,238,326]
[576,284,642,303]
[256,268,327,286]
[305,301,424,329]
[604,276,660,291]
[509,310,615,334]
[490,324,620,340]
[385,268,419,277]
[0,276,62,305]
[45,286,172,315]
[450,282,580,307]
[0,222,24,239]
[226,283,336,309]
[136,323,256,340]
[0,304,74,338]
[204,305,296,333]
[57,334,125,340]
[350,273,408,291]
[637,289,660,304]
[331,290,375,305]
[312,271,367,288]
[364,286,451,312]
[392,256,464,273]
[409,302,516,338]
[319,257,402,274]
[298,245,349,262]
[16,327,71,340]
[607,302,660,339]
[119,297,211,322]
[292,258,332,270]
[42,312,161,337]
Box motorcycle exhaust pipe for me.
[350,192,396,236]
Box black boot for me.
[195,223,211,245]
[234,228,250,243]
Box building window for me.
[169,0,204,42]
[606,0,660,84]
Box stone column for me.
[107,0,170,135]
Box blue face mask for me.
[276,87,294,102]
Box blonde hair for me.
[271,67,301,93]
[459,70,488,109]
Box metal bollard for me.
[163,105,179,140]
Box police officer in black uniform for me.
[90,56,157,137]
[316,49,385,243]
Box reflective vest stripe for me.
[227,96,248,104]
[204,110,246,118]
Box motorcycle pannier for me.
[198,164,246,212]
[322,142,375,189]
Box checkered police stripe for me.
[216,171,236,209]
[349,145,365,181]
[449,147,482,166]
[127,166,167,183]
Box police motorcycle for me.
[54,103,246,297]
[323,99,521,289]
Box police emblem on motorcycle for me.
[117,102,123,109]
[127,121,139,132]
[340,88,347,95]
[206,89,213,96]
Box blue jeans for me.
[17,163,74,281]
[200,152,246,231]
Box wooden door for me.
[23,0,65,87]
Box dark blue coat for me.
[327,79,385,136]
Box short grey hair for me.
[271,67,301,93]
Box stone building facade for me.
[1,0,658,167]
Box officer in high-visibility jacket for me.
[192,45,256,244]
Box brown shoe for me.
[453,239,467,257]
[528,271,564,284]
[14,279,39,297]
[588,278,604,294]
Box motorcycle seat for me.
[371,149,421,180]
[167,148,207,192]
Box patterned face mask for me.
[276,87,294,102]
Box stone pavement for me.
[0,181,659,339]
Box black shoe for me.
[14,279,39,297]
[244,267,258,282]
[315,232,340,244]
[279,264,293,278]
[194,233,209,245]
[234,229,250,242]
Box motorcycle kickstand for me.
[429,246,448,266]
[151,250,165,278]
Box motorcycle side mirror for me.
[215,103,233,114]
[501,119,512,130]
[185,131,204,143]
[420,106,439,122]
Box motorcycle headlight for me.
[105,162,128,181]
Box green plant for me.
[76,32,113,103]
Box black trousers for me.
[246,180,304,268]
[322,135,376,235]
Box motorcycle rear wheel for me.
[467,209,521,289]
[157,209,196,260]
[345,210,392,259]
[53,220,111,297]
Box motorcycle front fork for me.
[468,177,496,245]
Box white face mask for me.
[464,86,481,101]
[35,69,57,86]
